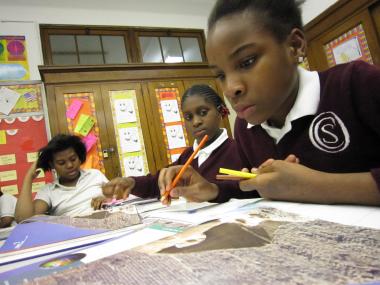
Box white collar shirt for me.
[193,128,228,167]
[247,67,320,143]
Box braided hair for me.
[181,84,230,118]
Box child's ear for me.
[288,28,307,63]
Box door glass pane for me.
[139,37,163,63]
[102,36,128,64]
[161,37,183,63]
[49,35,78,65]
[77,35,103,64]
[180,37,202,62]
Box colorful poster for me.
[0,83,52,197]
[324,24,373,67]
[0,36,30,81]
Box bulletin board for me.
[64,92,105,173]
[324,24,373,67]
[0,82,52,197]
[155,88,189,164]
[109,90,149,177]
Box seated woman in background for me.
[102,84,259,204]
[15,134,108,222]
[0,190,17,228]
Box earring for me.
[298,56,304,63]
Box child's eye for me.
[215,72,225,82]
[184,113,193,121]
[239,56,256,69]
[198,109,209,117]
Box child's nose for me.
[224,78,245,98]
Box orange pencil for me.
[161,134,209,203]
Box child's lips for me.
[194,129,206,137]
[235,104,256,118]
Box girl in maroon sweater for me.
[102,84,256,203]
[159,0,380,206]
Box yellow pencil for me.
[218,168,257,179]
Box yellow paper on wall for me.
[36,169,45,178]
[27,152,38,162]
[0,154,16,166]
[74,114,95,136]
[0,170,17,182]
[1,184,18,195]
[32,182,45,193]
[0,130,6,144]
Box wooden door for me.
[52,84,116,178]
[100,82,158,178]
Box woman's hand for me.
[102,177,136,200]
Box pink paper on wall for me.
[66,99,83,119]
[82,133,97,152]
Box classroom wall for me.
[0,0,337,132]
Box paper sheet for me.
[114,99,137,124]
[66,99,83,119]
[0,87,21,115]
[160,99,181,123]
[165,125,186,149]
[118,127,141,153]
[0,154,16,165]
[123,155,145,176]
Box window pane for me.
[102,36,128,64]
[161,37,183,63]
[77,35,103,64]
[180,37,202,62]
[139,37,163,63]
[49,35,78,65]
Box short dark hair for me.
[37,134,86,171]
[208,0,305,42]
[181,84,229,117]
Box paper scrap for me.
[82,133,97,152]
[0,154,16,165]
[74,114,95,137]
[27,152,38,162]
[32,182,45,193]
[1,184,18,195]
[0,130,6,144]
[0,87,21,115]
[66,99,83,119]
[0,170,17,182]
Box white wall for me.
[0,0,336,80]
